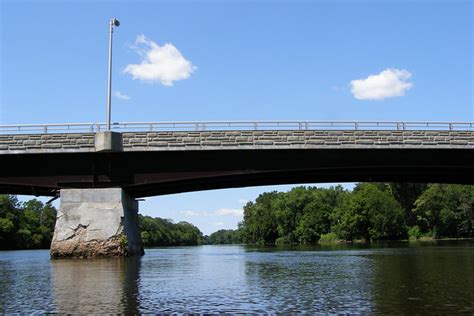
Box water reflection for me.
[0,250,55,313]
[1,241,473,313]
[51,257,140,314]
[370,242,474,314]
[242,249,375,313]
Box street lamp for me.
[106,18,120,131]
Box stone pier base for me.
[50,188,144,258]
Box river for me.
[0,240,473,313]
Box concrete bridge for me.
[1,120,473,258]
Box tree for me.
[295,186,349,244]
[332,184,406,241]
[413,184,474,238]
[139,215,203,247]
[241,192,280,245]
[0,195,57,249]
[376,183,428,226]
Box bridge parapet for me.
[0,133,95,153]
[0,130,473,154]
[122,130,474,150]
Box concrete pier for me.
[50,188,144,258]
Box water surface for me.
[1,240,473,313]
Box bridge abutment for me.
[50,188,144,258]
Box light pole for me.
[106,18,120,131]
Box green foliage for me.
[241,183,474,245]
[241,185,349,245]
[139,215,203,247]
[386,183,428,226]
[206,229,242,244]
[0,195,57,250]
[330,184,407,241]
[241,192,280,245]
[319,232,338,243]
[119,235,128,247]
[408,225,422,240]
[413,184,474,238]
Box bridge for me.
[1,120,473,258]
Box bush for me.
[408,225,422,240]
[319,232,339,243]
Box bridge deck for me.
[0,129,473,197]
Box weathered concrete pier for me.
[50,188,143,258]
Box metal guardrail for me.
[0,121,473,134]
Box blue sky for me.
[1,0,472,234]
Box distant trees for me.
[204,229,243,245]
[0,195,57,250]
[240,184,474,245]
[139,215,203,247]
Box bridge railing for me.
[0,121,473,134]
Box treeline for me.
[139,215,203,246]
[203,229,242,245]
[0,195,57,250]
[2,183,473,249]
[239,183,474,245]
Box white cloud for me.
[180,208,243,217]
[213,222,225,227]
[350,68,413,100]
[113,90,131,100]
[215,208,243,217]
[124,34,196,86]
[182,210,200,217]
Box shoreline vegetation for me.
[1,183,473,250]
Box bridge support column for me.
[50,188,144,258]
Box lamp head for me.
[111,18,120,27]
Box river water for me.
[0,240,473,313]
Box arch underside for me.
[0,148,472,198]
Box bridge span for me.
[1,120,473,197]
[1,120,473,258]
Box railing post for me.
[254,122,258,130]
[449,123,453,131]
[44,126,48,133]
[355,122,359,130]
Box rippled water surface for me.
[1,240,473,313]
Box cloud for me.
[182,210,200,217]
[113,90,131,100]
[180,208,243,217]
[215,208,243,216]
[238,199,249,205]
[350,68,413,100]
[124,34,196,86]
[213,222,225,227]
